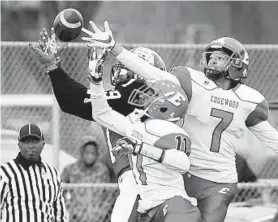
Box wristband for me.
[111,43,123,57]
[46,63,59,73]
[135,143,165,163]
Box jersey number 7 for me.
[210,108,234,153]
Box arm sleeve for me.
[54,175,68,222]
[112,44,180,85]
[48,66,94,121]
[89,82,130,137]
[248,121,278,154]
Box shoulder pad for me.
[235,85,265,104]
[145,119,191,153]
[145,119,186,136]
[186,67,217,90]
[170,66,190,74]
[170,66,192,101]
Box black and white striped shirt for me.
[0,153,68,222]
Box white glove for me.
[87,45,108,83]
[82,21,116,51]
[29,28,68,71]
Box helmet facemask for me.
[128,80,188,122]
[111,63,144,87]
[128,83,160,109]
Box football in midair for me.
[53,8,84,42]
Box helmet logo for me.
[166,91,187,106]
[233,58,242,68]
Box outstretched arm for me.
[29,27,125,121]
[48,66,94,120]
[87,45,134,137]
[82,21,180,84]
[246,100,278,153]
[111,44,180,84]
[82,21,194,102]
[29,27,94,120]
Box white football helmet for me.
[128,80,188,122]
[110,47,166,86]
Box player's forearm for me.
[249,121,278,153]
[89,82,128,136]
[136,143,190,174]
[48,66,94,120]
[111,43,179,84]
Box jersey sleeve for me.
[245,99,269,127]
[48,66,126,121]
[137,141,190,174]
[162,149,190,174]
[169,66,193,102]
[48,66,94,120]
[89,82,133,137]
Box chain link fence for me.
[62,183,119,222]
[1,42,278,221]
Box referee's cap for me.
[18,124,44,141]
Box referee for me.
[0,123,68,222]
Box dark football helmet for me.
[110,47,166,86]
[200,37,249,81]
[128,80,188,122]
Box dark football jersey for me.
[48,66,137,179]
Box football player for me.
[87,44,201,222]
[82,21,278,222]
[28,28,177,222]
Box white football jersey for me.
[171,67,269,183]
[128,119,193,213]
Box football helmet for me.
[128,80,188,122]
[200,37,249,81]
[110,47,166,86]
